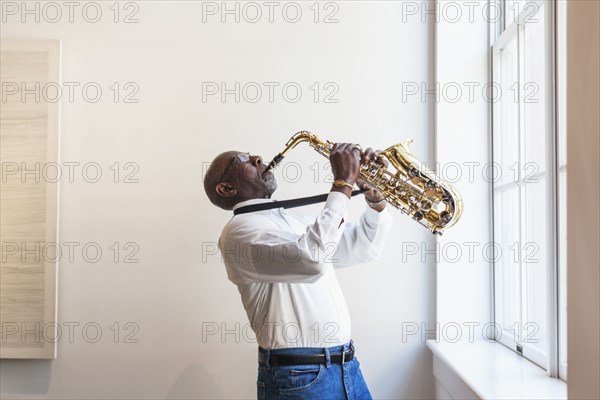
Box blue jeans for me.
[257,341,373,400]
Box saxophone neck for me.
[284,131,318,153]
[263,131,321,174]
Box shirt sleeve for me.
[330,203,394,268]
[219,192,350,284]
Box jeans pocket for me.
[290,367,320,388]
[276,364,323,393]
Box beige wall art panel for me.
[1,39,60,359]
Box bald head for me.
[203,151,277,210]
[203,151,239,209]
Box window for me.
[491,0,566,379]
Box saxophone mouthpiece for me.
[262,164,273,176]
[263,154,284,175]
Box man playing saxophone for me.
[204,142,393,399]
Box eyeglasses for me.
[219,152,251,182]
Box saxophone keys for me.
[410,176,423,185]
[424,187,437,197]
[440,211,453,222]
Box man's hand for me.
[329,143,361,198]
[357,148,388,211]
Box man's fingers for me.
[360,147,373,163]
[357,180,369,190]
[361,149,388,168]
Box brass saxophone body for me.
[264,131,463,235]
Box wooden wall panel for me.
[1,40,60,359]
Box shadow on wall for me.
[166,363,223,399]
[402,346,435,399]
[0,360,52,395]
[367,345,434,399]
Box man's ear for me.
[216,182,237,197]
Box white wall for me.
[435,0,491,338]
[0,1,436,398]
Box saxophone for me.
[263,131,463,235]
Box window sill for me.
[426,340,567,400]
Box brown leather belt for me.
[258,347,355,366]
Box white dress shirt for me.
[218,191,393,349]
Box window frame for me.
[490,0,563,378]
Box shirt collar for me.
[232,198,276,211]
